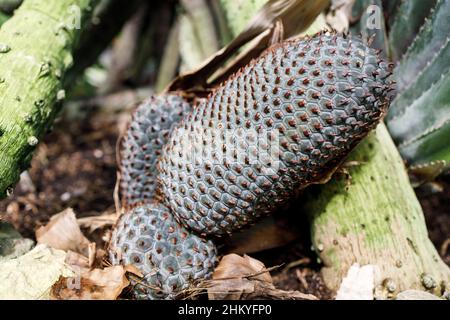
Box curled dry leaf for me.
[87,242,97,267]
[206,254,317,300]
[65,250,91,271]
[36,208,93,257]
[206,254,272,300]
[325,0,356,33]
[51,265,138,300]
[0,241,136,300]
[167,0,330,92]
[52,248,141,300]
[77,212,118,233]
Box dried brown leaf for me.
[167,0,330,92]
[77,212,118,233]
[51,266,133,300]
[206,254,317,300]
[65,250,90,271]
[206,254,272,300]
[326,0,356,33]
[36,208,92,257]
[213,254,273,283]
[123,264,143,278]
[52,248,142,300]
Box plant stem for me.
[0,0,99,198]
[304,124,450,296]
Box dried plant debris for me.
[51,265,139,300]
[0,245,74,299]
[326,0,356,33]
[168,0,330,92]
[36,208,93,257]
[77,212,118,233]
[0,231,137,300]
[206,254,317,300]
[65,250,91,271]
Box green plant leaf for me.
[387,38,450,121]
[394,0,450,92]
[388,70,450,146]
[385,0,450,168]
[382,0,402,25]
[398,120,450,166]
[388,0,437,62]
[388,71,450,167]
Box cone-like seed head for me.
[158,33,393,236]
[120,95,191,208]
[109,202,217,300]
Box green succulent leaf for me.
[387,38,450,121]
[394,0,450,92]
[386,0,450,169]
[388,70,450,147]
[382,0,401,24]
[388,0,437,62]
[398,120,450,166]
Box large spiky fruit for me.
[109,202,217,300]
[119,95,191,208]
[158,33,393,236]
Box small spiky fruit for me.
[119,95,191,208]
[109,202,217,300]
[158,33,393,236]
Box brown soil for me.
[0,108,448,299]
[0,112,119,241]
[417,176,450,266]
